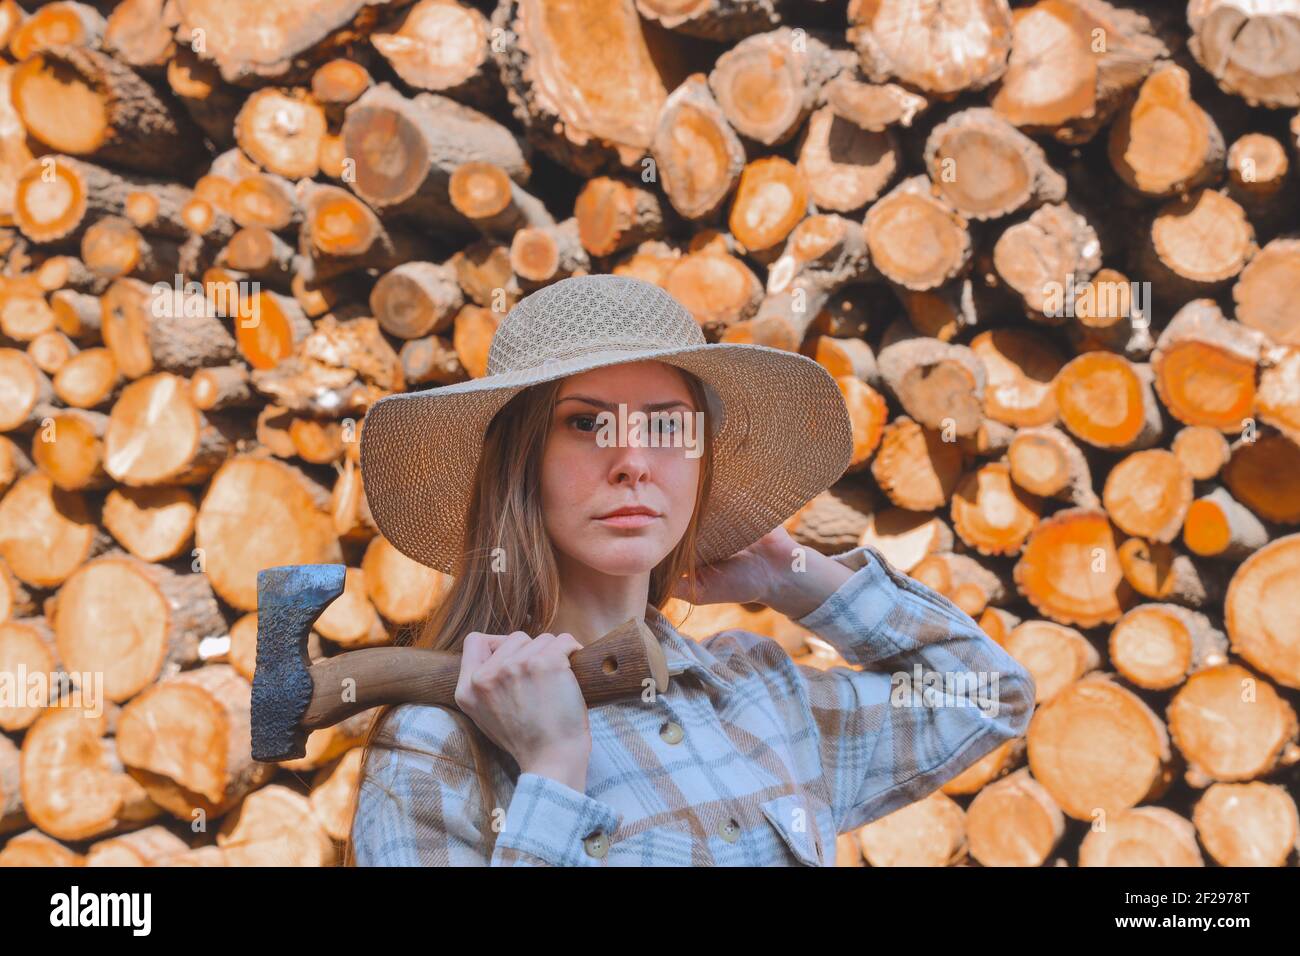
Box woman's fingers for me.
[461,630,583,698]
[472,631,533,682]
[551,633,582,658]
[459,632,506,672]
[513,633,584,671]
[457,631,525,704]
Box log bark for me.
[12,46,204,175]
[340,83,528,226]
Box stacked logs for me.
[1,0,1299,868]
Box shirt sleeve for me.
[790,544,1037,834]
[350,704,624,867]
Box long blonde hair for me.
[343,366,715,864]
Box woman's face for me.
[540,360,702,578]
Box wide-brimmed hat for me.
[359,274,853,575]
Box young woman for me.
[346,274,1035,866]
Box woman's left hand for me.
[670,527,788,606]
[671,525,853,618]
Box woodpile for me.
[1,0,1299,868]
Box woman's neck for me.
[549,558,651,646]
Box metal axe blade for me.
[251,563,346,763]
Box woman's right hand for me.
[454,630,592,792]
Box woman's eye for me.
[653,416,679,435]
[569,414,598,432]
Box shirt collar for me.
[642,603,736,699]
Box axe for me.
[251,564,670,762]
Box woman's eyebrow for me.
[556,395,693,411]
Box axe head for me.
[252,564,346,763]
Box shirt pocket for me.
[760,793,827,867]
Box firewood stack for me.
[1,0,1298,868]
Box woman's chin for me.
[578,537,670,575]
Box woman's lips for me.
[596,513,659,528]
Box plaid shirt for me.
[351,544,1036,866]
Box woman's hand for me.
[454,631,592,793]
[671,525,855,619]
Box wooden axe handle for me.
[300,618,669,733]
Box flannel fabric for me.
[351,544,1036,866]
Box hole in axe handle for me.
[601,655,619,674]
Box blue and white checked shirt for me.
[351,544,1036,866]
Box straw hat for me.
[359,274,853,575]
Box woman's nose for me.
[608,441,652,483]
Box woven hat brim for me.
[360,341,854,575]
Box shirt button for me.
[659,721,684,744]
[719,818,741,843]
[583,831,609,859]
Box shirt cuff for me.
[492,772,623,867]
[792,545,901,664]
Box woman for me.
[347,274,1035,866]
